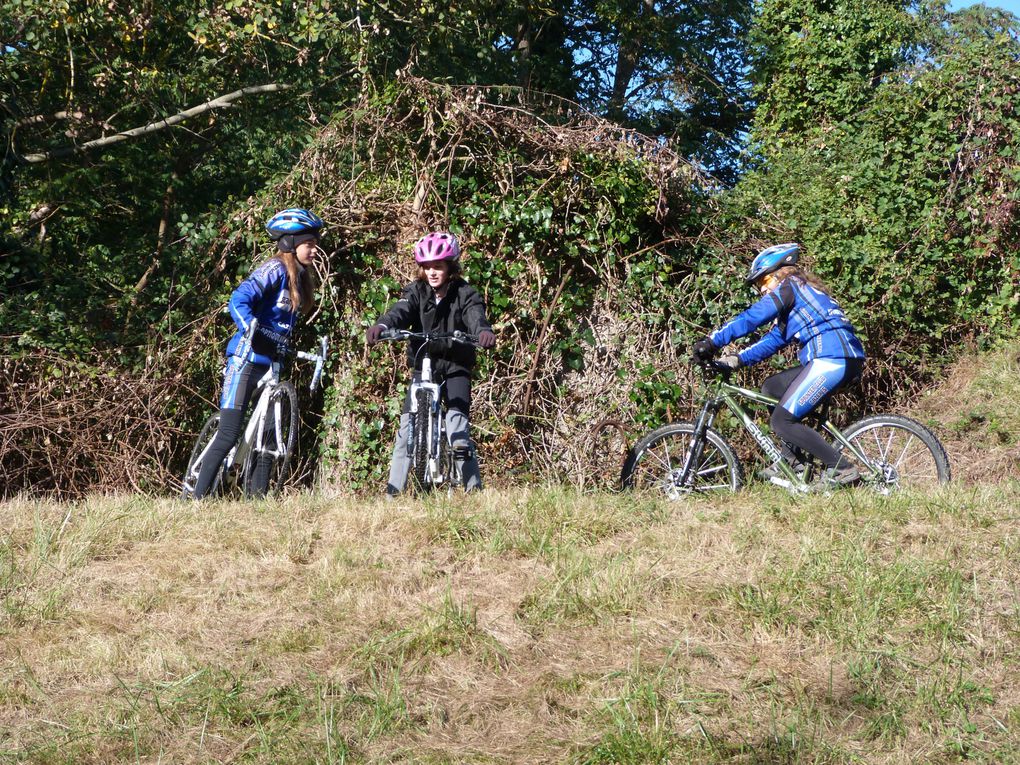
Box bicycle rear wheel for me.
[621,421,744,497]
[245,382,299,497]
[839,414,950,493]
[411,389,433,493]
[182,413,223,498]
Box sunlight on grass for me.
[1,483,1018,762]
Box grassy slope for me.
[910,344,1020,483]
[2,483,1019,764]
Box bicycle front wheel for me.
[621,421,744,497]
[411,389,434,493]
[246,382,300,496]
[182,413,223,498]
[840,414,950,493]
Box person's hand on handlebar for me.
[366,324,386,345]
[692,337,716,361]
[477,330,496,349]
[717,354,741,370]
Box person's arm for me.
[228,261,283,332]
[709,289,785,350]
[737,325,786,366]
[460,287,493,336]
[375,283,420,330]
[709,280,796,348]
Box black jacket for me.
[376,278,493,376]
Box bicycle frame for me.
[379,328,479,490]
[229,364,283,471]
[684,370,874,491]
[407,353,448,483]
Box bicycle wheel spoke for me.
[846,417,949,491]
[892,435,916,470]
[624,423,741,495]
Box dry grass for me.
[2,482,1019,764]
[910,343,1020,483]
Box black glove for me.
[257,327,290,359]
[477,330,496,349]
[692,337,716,361]
[366,324,385,345]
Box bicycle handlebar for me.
[242,318,328,393]
[693,356,735,378]
[378,328,481,347]
[295,335,329,393]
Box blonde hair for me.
[274,251,315,315]
[770,265,831,293]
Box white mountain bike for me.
[378,328,480,494]
[181,320,328,498]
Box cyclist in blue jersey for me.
[692,244,866,487]
[190,208,323,499]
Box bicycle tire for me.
[621,421,744,497]
[182,413,223,498]
[839,414,950,493]
[245,381,300,497]
[411,388,433,492]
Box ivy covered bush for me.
[721,2,1020,381]
[199,78,720,489]
[3,3,1018,496]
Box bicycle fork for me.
[677,399,722,489]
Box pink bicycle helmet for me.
[413,232,460,263]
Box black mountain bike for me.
[621,360,950,497]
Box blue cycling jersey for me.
[710,277,866,367]
[226,258,300,365]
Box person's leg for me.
[771,358,858,475]
[444,374,481,491]
[192,358,264,498]
[761,367,807,468]
[386,380,417,495]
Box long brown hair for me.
[275,250,315,315]
[771,265,831,293]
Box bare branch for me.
[17,83,292,164]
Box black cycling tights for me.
[192,408,245,498]
[761,359,864,469]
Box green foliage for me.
[724,3,1020,376]
[4,1,1020,494]
[749,0,925,145]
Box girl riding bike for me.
[692,243,866,487]
[366,232,496,496]
[189,208,322,499]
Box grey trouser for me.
[386,409,482,494]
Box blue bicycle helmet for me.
[746,243,799,284]
[266,208,324,239]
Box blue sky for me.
[949,0,1020,14]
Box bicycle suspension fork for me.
[678,397,723,487]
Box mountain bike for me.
[621,360,950,497]
[378,328,480,494]
[181,321,328,498]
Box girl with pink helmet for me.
[366,231,496,495]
